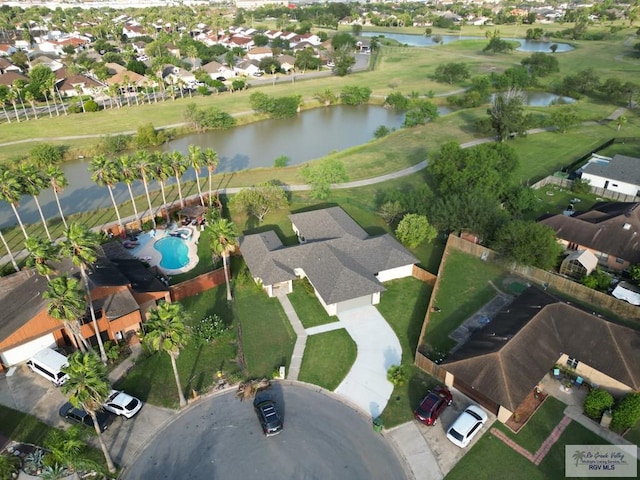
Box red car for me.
[414,386,453,426]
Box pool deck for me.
[127,225,201,276]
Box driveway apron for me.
[334,306,402,418]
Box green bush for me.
[374,125,390,138]
[193,314,229,344]
[583,388,614,420]
[274,155,289,167]
[611,393,640,431]
[84,100,100,112]
[387,365,408,386]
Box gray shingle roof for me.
[443,287,640,411]
[539,202,640,263]
[239,207,418,305]
[582,154,640,186]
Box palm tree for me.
[118,154,141,229]
[45,77,60,116]
[24,90,38,119]
[89,155,123,233]
[44,164,68,229]
[203,148,219,208]
[153,152,173,224]
[616,115,627,132]
[208,217,238,301]
[0,164,29,239]
[61,351,116,473]
[0,85,12,123]
[59,223,108,363]
[169,151,187,208]
[44,275,89,352]
[19,163,52,240]
[25,236,58,280]
[0,229,19,272]
[7,87,19,122]
[134,150,156,228]
[143,301,190,408]
[187,145,205,206]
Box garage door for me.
[336,295,372,314]
[0,334,56,366]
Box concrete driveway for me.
[333,306,402,418]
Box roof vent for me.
[623,223,632,230]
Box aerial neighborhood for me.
[0,0,639,478]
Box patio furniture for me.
[575,376,584,388]
[553,368,560,378]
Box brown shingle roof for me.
[443,287,640,411]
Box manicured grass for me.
[538,421,613,479]
[495,396,567,453]
[377,277,437,427]
[526,184,600,222]
[234,284,296,379]
[445,430,546,480]
[423,250,507,355]
[116,285,241,408]
[624,423,640,447]
[168,227,216,284]
[287,279,337,329]
[298,329,356,391]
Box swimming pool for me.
[154,236,189,270]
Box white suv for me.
[446,405,488,448]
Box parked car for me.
[215,76,227,81]
[254,399,283,437]
[413,386,453,426]
[252,71,263,77]
[59,402,114,432]
[103,390,143,418]
[446,405,488,448]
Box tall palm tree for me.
[44,164,68,229]
[203,148,219,208]
[208,217,238,301]
[24,90,38,120]
[0,229,18,272]
[61,352,116,473]
[0,85,12,123]
[143,301,189,408]
[7,87,19,122]
[0,164,29,239]
[45,77,60,116]
[153,152,173,224]
[59,223,107,363]
[187,145,205,206]
[118,154,141,229]
[19,163,52,240]
[169,151,187,208]
[89,155,123,233]
[44,275,89,352]
[134,150,156,228]
[25,236,58,280]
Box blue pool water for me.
[154,236,189,270]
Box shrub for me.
[387,365,408,386]
[611,392,640,431]
[374,125,390,138]
[193,314,228,343]
[83,100,100,112]
[273,155,289,167]
[583,388,614,420]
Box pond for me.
[491,91,576,106]
[362,31,574,53]
[0,105,410,228]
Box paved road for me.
[121,383,408,480]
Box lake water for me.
[362,32,574,52]
[491,91,576,106]
[0,105,406,228]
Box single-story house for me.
[559,249,598,279]
[54,67,106,97]
[580,154,640,197]
[441,286,640,423]
[247,46,272,61]
[0,242,170,370]
[539,201,640,271]
[106,70,157,93]
[277,54,296,72]
[234,59,260,77]
[239,207,418,315]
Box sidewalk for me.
[386,422,443,480]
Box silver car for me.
[446,405,488,448]
[103,390,143,419]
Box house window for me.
[566,357,579,369]
[616,257,625,264]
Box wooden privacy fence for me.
[170,267,229,302]
[412,265,437,285]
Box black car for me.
[254,399,283,437]
[59,402,114,432]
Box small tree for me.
[301,158,348,200]
[229,182,289,223]
[611,392,640,431]
[581,269,612,292]
[571,177,591,195]
[583,388,615,420]
[379,200,404,224]
[395,214,437,248]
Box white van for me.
[26,348,69,386]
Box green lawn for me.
[446,430,546,480]
[377,277,437,427]
[526,184,600,222]
[287,279,338,329]
[234,284,296,379]
[168,227,216,284]
[423,250,508,355]
[495,396,567,453]
[623,422,640,447]
[298,329,356,391]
